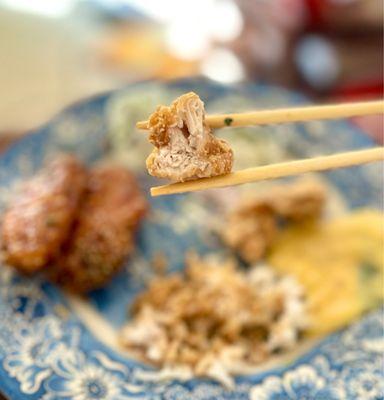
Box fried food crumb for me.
[146,92,233,182]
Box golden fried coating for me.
[51,165,147,293]
[269,179,326,220]
[222,202,277,264]
[220,179,326,263]
[1,155,86,273]
[146,92,233,182]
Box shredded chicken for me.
[146,92,233,182]
[220,179,326,263]
[120,253,307,387]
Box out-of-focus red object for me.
[305,0,383,31]
[233,0,382,99]
[304,0,383,101]
[351,115,384,144]
[333,82,383,100]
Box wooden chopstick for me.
[137,100,384,130]
[150,147,384,197]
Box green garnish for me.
[360,262,378,281]
[224,117,233,126]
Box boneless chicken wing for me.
[146,92,233,182]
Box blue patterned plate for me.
[0,79,382,400]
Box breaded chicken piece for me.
[222,202,277,264]
[51,165,147,293]
[1,155,86,273]
[146,92,233,182]
[269,179,326,220]
[220,179,326,263]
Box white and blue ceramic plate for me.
[0,79,383,400]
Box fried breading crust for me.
[146,92,234,182]
[221,179,326,263]
[1,155,87,273]
[50,165,147,293]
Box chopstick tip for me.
[150,186,160,197]
[136,121,148,130]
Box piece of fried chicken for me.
[1,155,87,273]
[146,92,233,182]
[220,179,326,263]
[50,165,147,293]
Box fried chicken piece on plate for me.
[220,179,326,263]
[50,165,147,293]
[269,179,326,220]
[221,201,277,264]
[1,155,86,273]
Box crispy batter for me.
[120,254,307,386]
[221,179,326,263]
[50,165,147,293]
[151,251,168,276]
[269,179,326,220]
[146,92,233,182]
[222,202,277,264]
[1,155,86,273]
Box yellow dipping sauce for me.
[268,209,384,336]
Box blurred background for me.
[0,0,383,152]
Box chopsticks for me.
[139,98,383,196]
[150,147,384,197]
[137,100,384,130]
